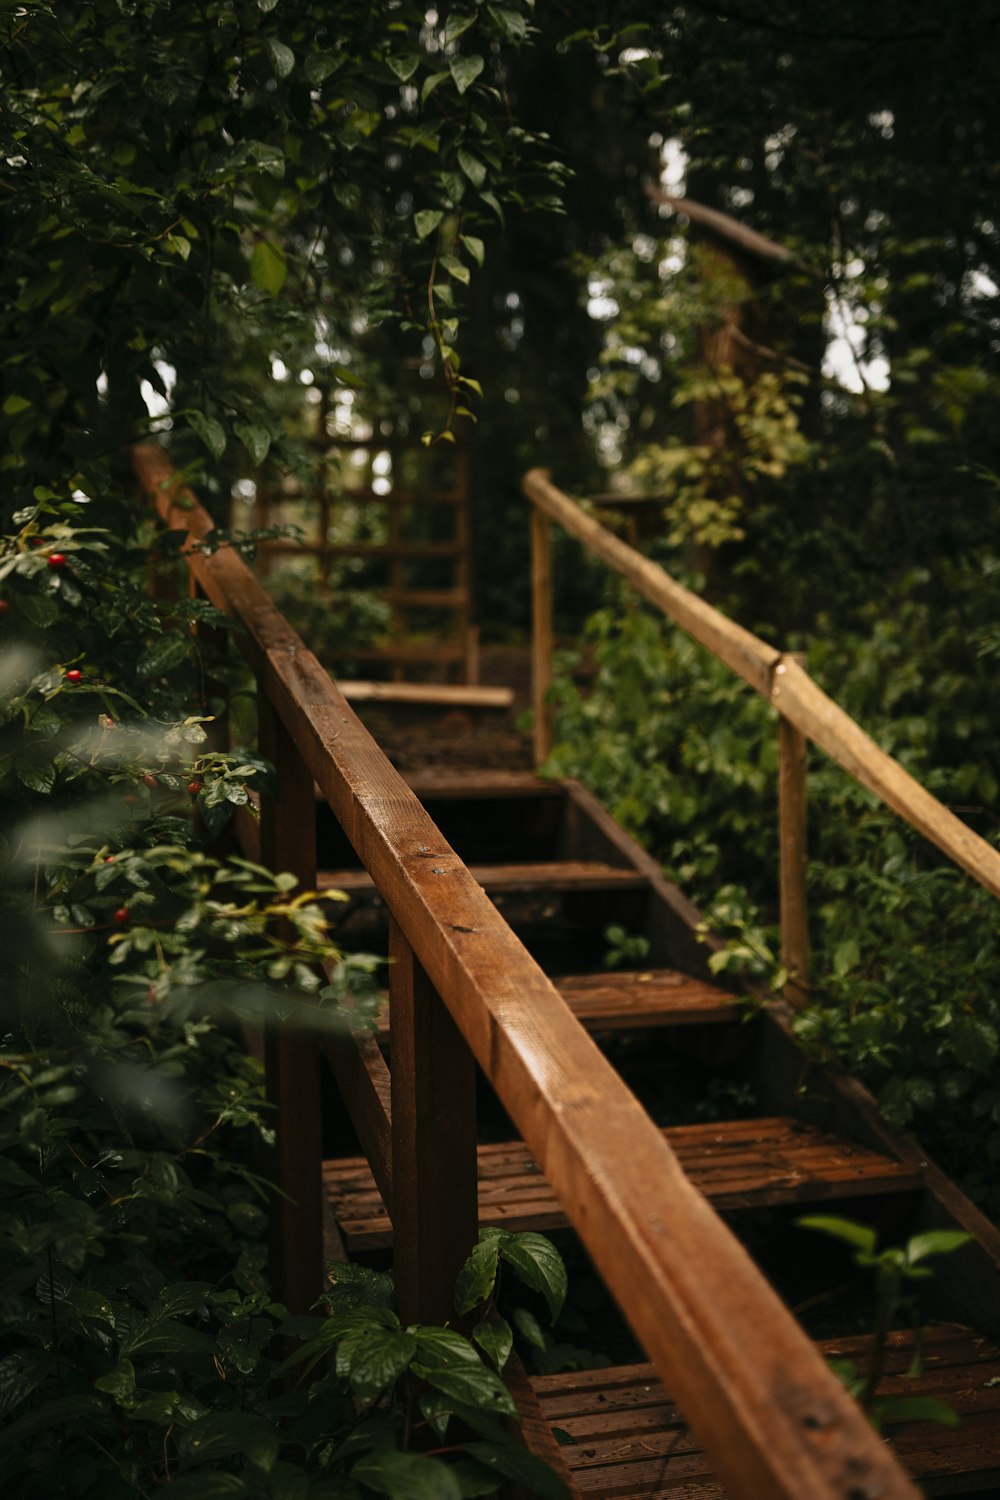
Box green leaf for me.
[906,1229,972,1265]
[832,938,860,978]
[473,1313,513,1371]
[422,70,449,103]
[444,13,476,46]
[149,1476,246,1499]
[412,1328,516,1416]
[16,755,56,794]
[512,1305,546,1350]
[441,256,471,285]
[797,1216,878,1256]
[93,1358,136,1406]
[460,235,485,267]
[457,149,486,188]
[257,0,279,10]
[414,209,444,241]
[305,53,340,85]
[388,53,421,83]
[462,1442,569,1499]
[874,1394,960,1427]
[189,410,227,459]
[455,1234,500,1314]
[137,634,190,678]
[344,1325,417,1400]
[265,38,295,78]
[186,1411,281,1471]
[487,6,529,42]
[234,422,271,467]
[498,1233,567,1322]
[3,394,32,415]
[250,239,287,296]
[351,1450,462,1499]
[480,190,504,224]
[449,54,485,95]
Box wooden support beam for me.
[778,652,809,1003]
[531,506,554,765]
[389,917,478,1329]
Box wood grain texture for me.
[320,1021,392,1214]
[323,1117,921,1251]
[335,680,513,708]
[135,445,921,1500]
[388,918,478,1328]
[532,1325,1000,1497]
[317,860,650,896]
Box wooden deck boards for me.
[532,1326,1000,1496]
[323,1117,921,1251]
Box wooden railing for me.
[135,445,921,1500]
[524,467,1000,997]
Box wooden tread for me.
[323,1117,921,1251]
[318,860,649,897]
[554,970,740,1029]
[336,680,514,709]
[530,1324,1000,1496]
[371,969,740,1038]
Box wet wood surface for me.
[324,1117,921,1251]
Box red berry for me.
[187,780,202,796]
[29,537,43,548]
[113,907,130,925]
[104,855,115,863]
[142,773,158,789]
[0,600,9,616]
[65,668,83,683]
[48,553,67,569]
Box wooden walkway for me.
[136,445,1000,1500]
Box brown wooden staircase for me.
[136,444,1000,1500]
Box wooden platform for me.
[532,1325,1000,1497]
[323,1117,921,1251]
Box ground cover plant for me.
[0,494,569,1497]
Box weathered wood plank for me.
[336,680,513,708]
[320,1021,393,1214]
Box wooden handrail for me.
[135,445,920,1500]
[523,466,1000,904]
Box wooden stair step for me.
[371,969,740,1039]
[322,1117,921,1251]
[336,680,514,709]
[529,1325,1000,1496]
[318,860,649,897]
[554,970,739,1029]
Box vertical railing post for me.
[531,505,554,766]
[778,652,809,1005]
[389,916,478,1328]
[258,696,324,1313]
